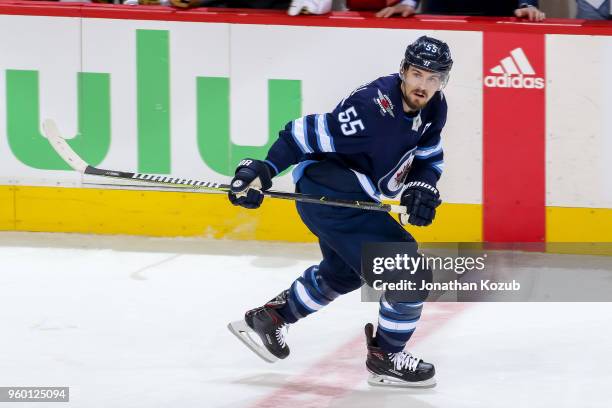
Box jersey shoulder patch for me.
[373,88,396,118]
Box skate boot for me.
[365,323,436,387]
[227,290,290,363]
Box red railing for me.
[0,0,611,35]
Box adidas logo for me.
[484,48,545,90]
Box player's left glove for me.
[399,181,442,226]
[228,159,274,210]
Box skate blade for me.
[367,373,437,388]
[227,320,279,364]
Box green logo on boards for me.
[5,29,301,176]
[6,70,111,171]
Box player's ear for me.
[399,60,407,79]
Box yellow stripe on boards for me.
[546,206,612,255]
[0,186,16,230]
[407,202,483,243]
[10,185,313,240]
[2,185,481,242]
[5,186,611,246]
[546,206,612,242]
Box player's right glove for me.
[399,181,442,226]
[228,159,274,210]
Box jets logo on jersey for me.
[373,89,395,118]
[484,48,545,90]
[392,159,413,186]
[377,147,417,198]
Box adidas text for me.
[484,75,545,89]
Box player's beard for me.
[406,89,429,110]
[401,83,429,111]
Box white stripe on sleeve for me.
[292,117,313,153]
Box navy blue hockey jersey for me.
[264,73,447,201]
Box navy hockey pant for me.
[276,174,424,353]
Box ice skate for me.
[365,323,436,388]
[227,290,290,363]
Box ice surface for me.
[0,232,610,408]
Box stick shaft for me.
[83,176,399,213]
[42,119,406,214]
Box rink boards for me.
[0,6,610,242]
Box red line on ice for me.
[250,302,468,408]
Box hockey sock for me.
[375,296,423,353]
[276,265,342,323]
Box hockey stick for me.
[42,119,407,214]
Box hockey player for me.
[227,36,452,388]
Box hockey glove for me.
[228,159,274,209]
[400,181,442,227]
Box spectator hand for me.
[288,0,332,16]
[514,6,545,21]
[376,2,416,18]
[169,0,203,8]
